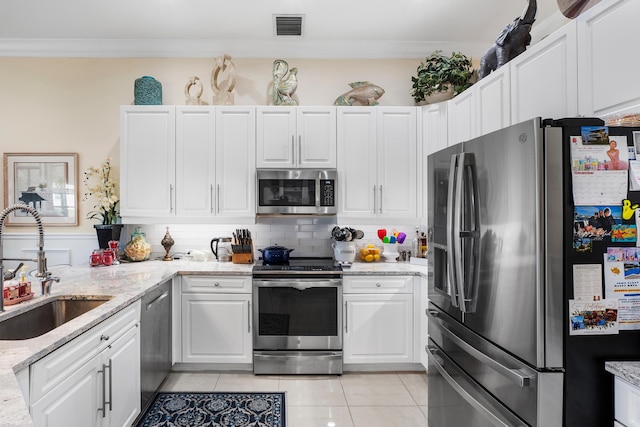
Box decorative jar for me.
[125,227,152,261]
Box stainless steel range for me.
[252,258,343,375]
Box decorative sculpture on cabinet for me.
[334,82,385,106]
[211,54,237,105]
[184,76,206,105]
[478,0,537,79]
[272,59,298,105]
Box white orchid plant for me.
[83,157,120,225]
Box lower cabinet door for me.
[343,293,413,364]
[31,356,102,427]
[103,325,141,427]
[182,293,252,363]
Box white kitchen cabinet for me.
[475,65,511,137]
[256,106,336,168]
[343,276,414,365]
[181,276,252,364]
[422,102,448,155]
[577,0,640,117]
[121,105,255,221]
[510,20,578,124]
[120,106,176,218]
[337,107,418,221]
[30,302,141,427]
[447,88,476,146]
[614,377,640,427]
[215,107,256,216]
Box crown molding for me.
[0,38,491,59]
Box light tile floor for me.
[160,371,428,427]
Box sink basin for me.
[0,296,113,340]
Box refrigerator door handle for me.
[426,344,528,427]
[446,153,461,308]
[430,313,536,388]
[458,152,482,313]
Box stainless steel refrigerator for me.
[426,117,640,426]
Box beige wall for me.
[0,57,421,232]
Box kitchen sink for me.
[0,296,113,340]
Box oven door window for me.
[258,286,338,336]
[258,179,316,207]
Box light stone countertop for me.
[0,259,427,427]
[606,361,640,388]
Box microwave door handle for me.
[446,154,460,308]
[458,153,481,313]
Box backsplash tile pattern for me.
[124,218,420,262]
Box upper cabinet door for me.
[297,107,337,168]
[422,102,449,156]
[175,106,216,217]
[337,107,377,217]
[256,107,296,168]
[120,106,176,218]
[475,65,511,136]
[256,106,337,168]
[447,89,476,146]
[377,107,418,219]
[510,20,578,123]
[215,107,256,216]
[576,0,640,117]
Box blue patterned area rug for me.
[136,392,286,427]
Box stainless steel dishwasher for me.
[140,279,172,412]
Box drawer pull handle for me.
[100,334,110,341]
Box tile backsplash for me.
[125,218,422,261]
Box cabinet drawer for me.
[30,300,141,403]
[343,276,413,293]
[615,377,640,427]
[182,275,251,293]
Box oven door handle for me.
[253,279,342,287]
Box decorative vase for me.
[134,76,162,105]
[332,241,356,263]
[94,224,124,250]
[423,86,455,104]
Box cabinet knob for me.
[214,282,220,286]
[376,283,382,287]
[100,334,110,341]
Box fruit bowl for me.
[359,244,382,262]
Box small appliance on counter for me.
[210,237,233,262]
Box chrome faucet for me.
[0,203,54,312]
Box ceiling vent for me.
[273,14,305,37]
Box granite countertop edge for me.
[0,259,427,427]
[605,361,640,388]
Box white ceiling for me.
[0,0,568,58]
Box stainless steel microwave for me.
[256,169,337,215]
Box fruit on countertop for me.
[359,244,381,262]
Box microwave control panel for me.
[321,180,335,207]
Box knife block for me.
[232,244,254,264]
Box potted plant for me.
[83,157,122,249]
[411,50,474,104]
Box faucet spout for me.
[0,203,48,312]
[41,275,60,297]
